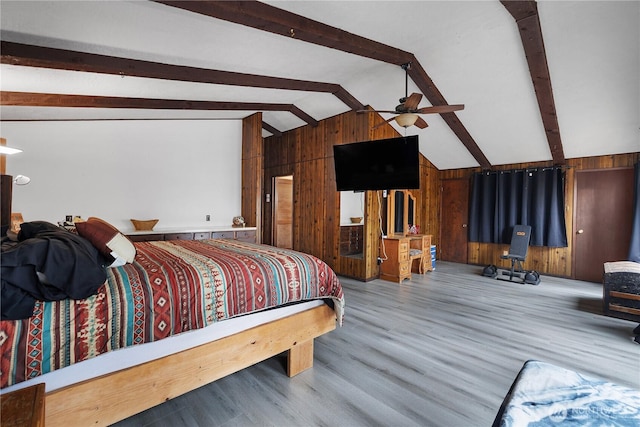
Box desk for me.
[380,234,432,283]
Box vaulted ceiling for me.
[1,1,638,170]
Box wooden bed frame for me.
[42,304,337,426]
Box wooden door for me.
[273,175,293,249]
[440,178,469,263]
[574,168,634,282]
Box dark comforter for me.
[1,221,107,320]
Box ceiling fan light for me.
[395,113,419,128]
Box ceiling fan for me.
[362,63,464,129]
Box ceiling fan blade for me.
[414,117,429,129]
[414,104,465,114]
[358,109,402,114]
[372,116,397,130]
[403,92,423,110]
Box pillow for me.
[75,217,136,263]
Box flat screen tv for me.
[333,135,420,191]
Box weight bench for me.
[487,224,540,285]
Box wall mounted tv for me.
[333,135,420,191]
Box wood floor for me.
[114,262,640,427]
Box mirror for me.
[407,193,415,228]
[393,190,404,234]
[387,190,417,236]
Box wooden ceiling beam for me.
[261,121,282,137]
[0,41,363,111]
[154,1,413,65]
[0,91,318,127]
[154,0,492,168]
[501,0,565,165]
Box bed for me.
[603,261,640,322]
[1,220,344,426]
[493,360,640,426]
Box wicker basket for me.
[130,219,159,231]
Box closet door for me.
[574,168,633,282]
[439,178,469,263]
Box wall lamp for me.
[0,146,23,155]
[13,175,31,185]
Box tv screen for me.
[333,135,420,191]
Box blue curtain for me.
[629,163,640,262]
[468,168,568,247]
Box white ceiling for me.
[1,0,638,170]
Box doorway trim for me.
[272,174,294,249]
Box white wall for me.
[340,191,364,225]
[1,120,243,231]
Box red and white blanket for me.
[1,239,344,388]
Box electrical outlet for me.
[206,215,211,221]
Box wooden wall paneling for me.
[417,155,440,247]
[242,113,262,159]
[324,114,343,151]
[362,115,400,280]
[297,122,320,163]
[0,138,7,174]
[567,153,639,170]
[330,112,360,277]
[264,132,295,168]
[366,190,383,280]
[1,175,12,234]
[441,152,638,278]
[242,113,263,233]
[241,157,261,228]
[323,137,339,267]
[339,111,358,145]
[344,109,373,145]
[262,168,273,246]
[438,167,477,181]
[290,146,303,252]
[563,166,575,277]
[259,116,637,279]
[325,113,344,271]
[293,156,325,259]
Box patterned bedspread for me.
[493,360,640,426]
[1,239,344,388]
